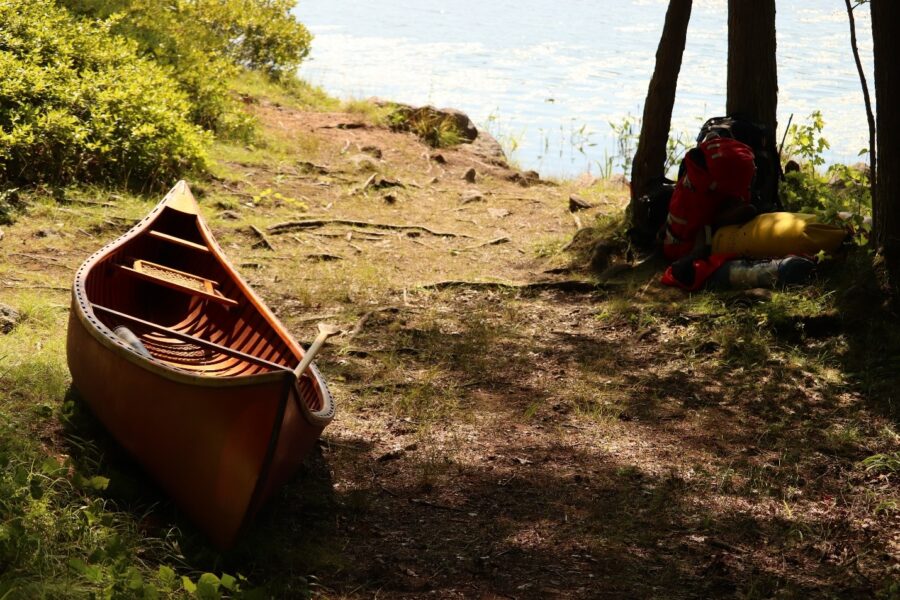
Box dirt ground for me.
[1,96,898,599]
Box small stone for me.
[463,167,476,183]
[0,304,21,334]
[569,195,592,212]
[383,193,397,204]
[431,153,447,164]
[377,447,406,462]
[220,210,240,220]
[360,145,383,159]
[349,154,379,172]
[487,207,510,219]
[460,190,484,204]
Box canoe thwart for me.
[91,303,289,373]
[147,230,211,253]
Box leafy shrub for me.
[0,0,209,187]
[61,0,314,134]
[779,111,871,235]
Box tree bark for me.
[727,0,779,210]
[630,0,693,204]
[871,0,900,288]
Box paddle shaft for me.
[293,329,335,379]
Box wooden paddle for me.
[293,323,341,379]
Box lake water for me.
[294,0,874,177]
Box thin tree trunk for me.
[727,0,779,210]
[630,0,693,204]
[845,0,877,217]
[871,0,900,289]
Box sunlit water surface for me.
[295,0,874,177]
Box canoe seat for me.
[119,259,238,307]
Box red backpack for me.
[663,137,756,260]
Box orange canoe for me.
[66,181,334,547]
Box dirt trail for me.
[202,102,896,599]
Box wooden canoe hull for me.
[65,181,334,547]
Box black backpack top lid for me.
[697,115,770,151]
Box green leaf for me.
[157,566,176,588]
[126,567,144,590]
[182,576,197,594]
[219,574,236,591]
[196,573,221,600]
[88,476,110,491]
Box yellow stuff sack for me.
[712,212,847,258]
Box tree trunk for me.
[871,0,900,289]
[630,0,693,204]
[845,0,876,216]
[727,0,780,210]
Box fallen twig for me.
[248,225,276,251]
[458,236,510,252]
[64,198,115,208]
[1,284,69,291]
[346,306,401,341]
[268,218,470,238]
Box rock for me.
[349,154,379,172]
[377,446,406,462]
[460,190,484,204]
[383,193,398,204]
[431,153,447,164]
[506,170,542,187]
[220,210,240,220]
[463,168,477,183]
[487,207,510,219]
[0,304,21,334]
[467,131,508,167]
[608,174,629,188]
[371,176,403,190]
[436,107,479,142]
[360,145,383,159]
[297,161,330,175]
[569,195,592,212]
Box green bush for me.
[0,0,209,187]
[61,0,314,134]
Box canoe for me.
[66,181,335,547]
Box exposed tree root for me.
[268,218,471,238]
[419,279,608,293]
[248,224,276,251]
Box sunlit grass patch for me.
[230,70,339,112]
[0,293,69,415]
